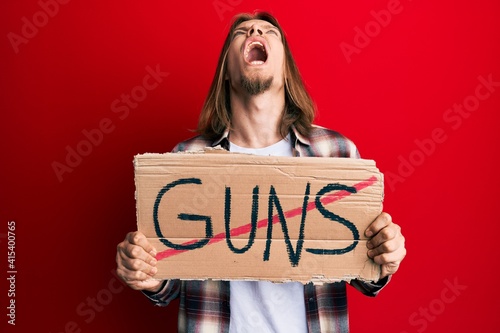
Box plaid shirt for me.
[144,125,389,332]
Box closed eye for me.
[267,29,279,36]
[232,31,245,39]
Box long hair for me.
[197,12,316,140]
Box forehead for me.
[234,19,278,31]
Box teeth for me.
[249,41,264,48]
[244,41,266,59]
[250,61,264,65]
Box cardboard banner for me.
[135,150,383,284]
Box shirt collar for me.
[290,125,310,146]
[211,129,230,150]
[210,125,311,150]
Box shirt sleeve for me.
[347,137,361,159]
[141,279,181,306]
[349,276,390,297]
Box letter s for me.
[305,183,359,255]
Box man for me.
[116,12,406,332]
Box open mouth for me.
[244,41,268,65]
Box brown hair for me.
[197,12,316,139]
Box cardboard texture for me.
[135,150,383,284]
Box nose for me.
[247,25,263,37]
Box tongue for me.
[248,47,266,62]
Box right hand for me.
[116,231,162,292]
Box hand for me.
[365,212,406,279]
[116,231,162,292]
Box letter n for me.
[263,183,310,266]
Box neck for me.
[229,88,286,148]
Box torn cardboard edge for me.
[135,151,384,284]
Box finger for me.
[371,246,407,266]
[379,247,407,277]
[117,259,158,279]
[127,278,163,292]
[119,234,157,266]
[367,223,400,252]
[367,237,398,258]
[121,242,158,266]
[116,266,159,289]
[126,231,157,256]
[365,212,392,238]
[115,232,161,291]
[380,262,400,279]
[118,247,157,275]
[368,235,405,261]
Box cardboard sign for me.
[135,150,383,284]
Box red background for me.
[2,0,499,332]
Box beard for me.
[240,74,273,95]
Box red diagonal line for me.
[156,176,378,261]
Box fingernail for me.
[151,258,157,266]
[365,230,373,237]
[150,249,157,257]
[151,267,158,275]
[366,242,373,249]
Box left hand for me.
[365,212,406,279]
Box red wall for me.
[2,0,499,332]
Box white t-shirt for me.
[228,135,308,333]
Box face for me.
[226,19,285,95]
